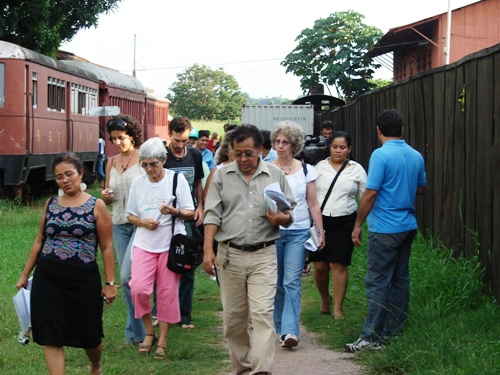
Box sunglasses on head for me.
[107,118,128,128]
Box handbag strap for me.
[320,159,349,212]
[171,172,179,236]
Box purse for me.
[166,173,204,274]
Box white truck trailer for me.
[241,104,314,135]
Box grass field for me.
[2,188,500,374]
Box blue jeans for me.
[113,223,146,344]
[96,155,105,181]
[274,228,309,338]
[361,230,416,342]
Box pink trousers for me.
[130,247,181,324]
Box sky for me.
[61,0,479,100]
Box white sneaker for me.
[281,333,299,348]
[345,338,384,353]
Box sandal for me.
[302,261,311,275]
[153,345,166,360]
[319,295,333,315]
[138,333,156,355]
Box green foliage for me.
[242,92,293,105]
[369,78,393,90]
[0,0,121,55]
[167,64,246,122]
[281,10,383,101]
[301,228,498,374]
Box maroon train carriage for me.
[58,58,149,159]
[145,90,170,142]
[0,41,100,198]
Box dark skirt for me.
[309,212,357,266]
[31,257,103,349]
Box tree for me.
[0,0,121,56]
[167,64,246,121]
[281,10,383,101]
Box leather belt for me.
[225,241,275,252]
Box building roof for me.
[368,16,440,58]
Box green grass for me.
[2,189,499,374]
[301,231,500,375]
[0,188,230,375]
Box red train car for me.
[0,41,100,197]
[0,42,171,198]
[145,90,170,141]
[59,59,149,159]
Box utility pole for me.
[445,0,452,65]
[133,34,136,77]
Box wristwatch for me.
[105,281,117,286]
[317,229,326,233]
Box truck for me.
[241,104,315,135]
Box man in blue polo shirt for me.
[346,108,426,352]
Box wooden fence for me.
[321,43,500,300]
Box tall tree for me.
[167,64,246,121]
[281,10,383,101]
[0,0,121,55]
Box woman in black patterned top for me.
[16,152,116,375]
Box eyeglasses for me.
[55,169,78,181]
[107,118,128,128]
[274,140,291,146]
[140,160,162,169]
[233,151,257,159]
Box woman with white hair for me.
[127,137,194,359]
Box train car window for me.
[47,77,66,112]
[0,63,4,107]
[71,84,97,115]
[32,73,38,108]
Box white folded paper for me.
[305,226,319,252]
[13,277,33,345]
[263,182,291,213]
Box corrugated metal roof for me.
[60,60,145,93]
[0,41,99,82]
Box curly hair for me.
[271,121,305,156]
[106,115,143,147]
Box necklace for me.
[121,149,137,171]
[169,146,187,161]
[277,161,293,175]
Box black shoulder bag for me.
[167,173,204,274]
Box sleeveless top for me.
[41,196,98,264]
[109,159,143,225]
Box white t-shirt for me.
[126,169,194,253]
[281,163,319,230]
[314,159,367,217]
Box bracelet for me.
[176,210,181,218]
[105,281,116,286]
[317,229,326,233]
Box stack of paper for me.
[13,277,32,345]
[305,226,320,252]
[263,182,292,213]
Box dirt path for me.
[220,322,365,375]
[270,323,364,375]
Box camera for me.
[302,135,330,165]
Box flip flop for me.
[181,324,195,329]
